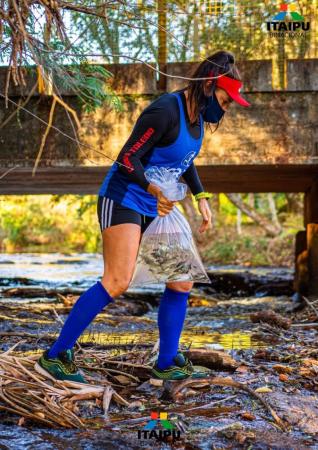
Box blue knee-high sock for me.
[48,281,113,358]
[157,286,190,370]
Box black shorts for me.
[97,195,156,234]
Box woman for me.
[36,50,250,383]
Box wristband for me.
[194,192,213,201]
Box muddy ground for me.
[0,253,317,450]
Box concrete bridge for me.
[0,59,318,296]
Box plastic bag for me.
[129,167,211,286]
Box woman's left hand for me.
[198,198,212,233]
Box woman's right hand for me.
[147,183,176,216]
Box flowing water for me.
[0,252,294,354]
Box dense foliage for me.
[0,193,303,267]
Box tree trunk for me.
[285,193,302,214]
[226,194,281,237]
[237,207,242,235]
[267,193,282,233]
[247,193,255,208]
[157,0,167,91]
[193,16,199,59]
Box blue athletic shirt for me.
[98,92,204,216]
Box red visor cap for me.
[209,72,251,107]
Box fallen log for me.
[1,287,82,298]
[184,349,238,371]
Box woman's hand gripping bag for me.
[129,167,211,286]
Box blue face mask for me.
[202,94,225,123]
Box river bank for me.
[0,253,317,449]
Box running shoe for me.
[152,354,191,380]
[175,352,194,375]
[35,349,87,384]
[175,352,212,379]
[152,352,212,380]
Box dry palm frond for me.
[0,349,133,429]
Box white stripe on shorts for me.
[103,198,110,229]
[101,197,106,230]
[100,197,115,230]
[107,199,114,227]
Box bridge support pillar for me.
[293,230,307,296]
[307,224,318,297]
[304,179,318,298]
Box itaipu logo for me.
[137,411,183,440]
[266,3,310,34]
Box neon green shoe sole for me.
[151,352,192,380]
[35,350,87,384]
[151,364,191,380]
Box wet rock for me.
[196,267,293,297]
[136,380,164,397]
[50,259,87,265]
[250,310,292,329]
[0,424,142,450]
[123,291,160,307]
[102,298,150,316]
[184,349,238,371]
[268,392,318,434]
[1,286,53,298]
[0,277,40,287]
[210,421,243,435]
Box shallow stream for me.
[0,253,316,449]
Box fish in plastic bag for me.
[129,167,211,286]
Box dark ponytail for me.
[183,50,241,127]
